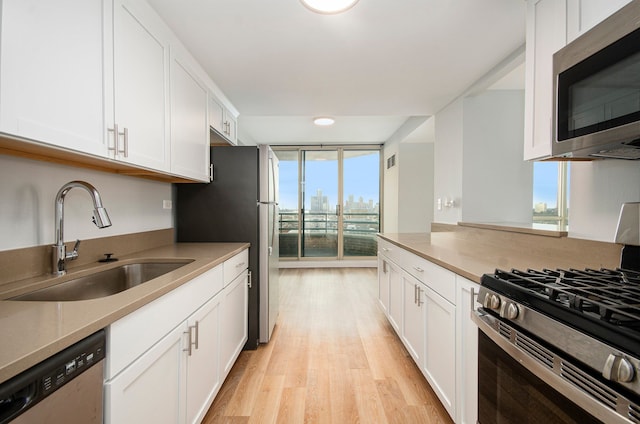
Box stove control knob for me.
[483,294,501,310]
[500,302,519,320]
[603,354,635,383]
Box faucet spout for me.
[53,181,112,276]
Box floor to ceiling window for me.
[274,146,381,261]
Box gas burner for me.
[481,267,640,358]
[492,268,640,326]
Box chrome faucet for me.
[53,181,112,276]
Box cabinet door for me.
[109,0,170,171]
[402,272,426,367]
[220,271,249,378]
[424,286,456,419]
[186,293,222,424]
[208,95,225,136]
[105,323,187,424]
[377,256,390,314]
[0,0,106,156]
[455,277,478,424]
[387,260,403,334]
[523,0,567,160]
[170,46,210,182]
[224,111,238,145]
[566,0,632,42]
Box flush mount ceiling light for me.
[300,0,359,14]
[313,117,335,126]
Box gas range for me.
[481,267,640,358]
[476,267,640,423]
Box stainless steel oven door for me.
[473,308,638,424]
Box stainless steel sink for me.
[10,260,193,301]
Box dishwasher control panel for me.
[0,330,105,424]
[41,338,104,397]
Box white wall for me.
[383,143,400,233]
[433,90,530,225]
[0,155,173,251]
[398,142,434,232]
[434,98,464,224]
[569,160,640,242]
[462,90,531,222]
[383,117,434,233]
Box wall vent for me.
[386,154,396,169]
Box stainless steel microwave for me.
[552,0,640,159]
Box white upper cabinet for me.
[523,0,567,161]
[524,0,633,161]
[0,0,107,156]
[107,0,171,172]
[209,94,238,146]
[170,45,210,182]
[0,0,238,181]
[566,0,633,42]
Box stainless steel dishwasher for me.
[0,330,105,424]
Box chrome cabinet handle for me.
[184,326,193,356]
[382,247,390,252]
[108,124,119,156]
[417,286,423,307]
[235,261,246,268]
[413,266,424,273]
[184,323,198,356]
[193,321,199,350]
[118,127,129,158]
[107,124,128,158]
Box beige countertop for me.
[378,230,621,284]
[0,242,249,384]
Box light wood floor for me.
[202,268,453,424]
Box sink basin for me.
[10,260,193,301]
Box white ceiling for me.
[146,0,526,145]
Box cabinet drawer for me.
[403,253,456,304]
[106,264,223,379]
[223,249,248,287]
[378,238,403,265]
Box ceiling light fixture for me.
[313,117,335,126]
[300,0,359,14]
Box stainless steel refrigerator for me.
[174,145,279,349]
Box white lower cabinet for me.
[105,249,248,424]
[377,236,479,423]
[185,294,222,424]
[105,322,186,424]
[455,276,479,424]
[377,256,390,314]
[387,259,403,334]
[423,285,456,418]
[402,272,426,366]
[220,271,249,379]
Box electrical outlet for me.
[163,200,172,210]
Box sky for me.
[278,152,380,211]
[533,162,561,207]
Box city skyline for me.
[278,151,380,211]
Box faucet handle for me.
[66,239,81,261]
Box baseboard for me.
[279,259,377,268]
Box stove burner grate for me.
[493,268,640,328]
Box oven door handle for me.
[471,308,635,424]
